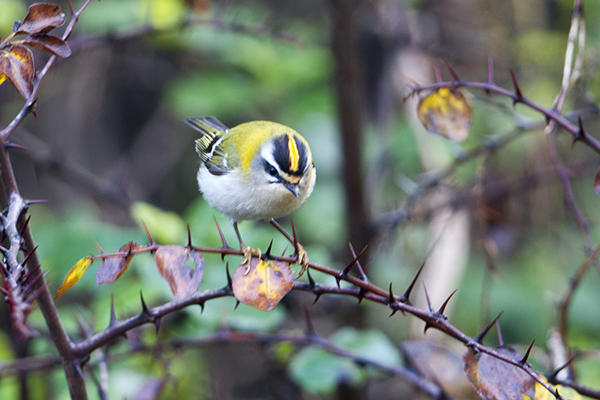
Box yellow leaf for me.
[55,256,93,299]
[232,258,294,311]
[530,376,582,400]
[417,87,472,142]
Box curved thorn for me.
[263,240,274,259]
[20,246,39,268]
[234,300,240,310]
[510,69,523,103]
[140,291,150,316]
[357,288,365,304]
[313,293,321,305]
[109,294,116,327]
[388,282,395,303]
[400,262,425,304]
[474,310,504,344]
[225,262,232,289]
[436,289,458,317]
[441,58,461,81]
[546,354,577,382]
[496,319,504,347]
[141,221,155,245]
[389,308,398,317]
[186,224,192,248]
[519,340,535,364]
[487,53,494,85]
[423,283,433,312]
[306,268,316,288]
[198,301,205,314]
[423,322,432,334]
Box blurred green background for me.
[1,0,600,398]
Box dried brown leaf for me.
[155,245,204,299]
[463,346,535,400]
[21,34,71,57]
[417,87,472,142]
[55,256,93,299]
[0,45,35,98]
[14,3,66,35]
[95,241,143,285]
[232,258,294,312]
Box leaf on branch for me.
[95,241,143,285]
[154,245,204,299]
[20,34,71,58]
[55,256,93,299]
[0,45,35,98]
[417,87,472,142]
[463,346,535,400]
[522,376,581,400]
[14,3,66,35]
[232,258,294,312]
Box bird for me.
[186,116,316,275]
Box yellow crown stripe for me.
[287,135,300,172]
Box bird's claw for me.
[241,245,261,275]
[295,243,310,279]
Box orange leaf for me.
[14,3,66,35]
[463,346,535,400]
[155,245,204,299]
[95,241,142,285]
[0,45,35,98]
[21,34,71,58]
[232,258,294,311]
[55,256,93,299]
[417,87,472,142]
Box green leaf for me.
[130,202,187,244]
[331,328,401,369]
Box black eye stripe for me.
[263,160,280,178]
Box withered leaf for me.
[594,166,600,195]
[155,245,204,299]
[232,258,294,312]
[95,241,143,285]
[14,3,66,35]
[0,45,35,98]
[21,34,71,58]
[417,87,472,142]
[55,256,93,299]
[463,346,535,400]
[522,376,582,400]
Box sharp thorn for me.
[186,224,192,248]
[510,69,523,104]
[313,293,321,305]
[154,316,161,336]
[18,215,31,237]
[423,322,432,334]
[357,288,365,305]
[140,291,150,316]
[213,217,229,253]
[496,319,504,347]
[141,221,156,245]
[434,66,442,83]
[25,282,47,304]
[340,244,368,278]
[109,294,117,327]
[389,308,398,317]
[225,262,232,289]
[436,289,457,317]
[519,340,535,365]
[487,53,494,85]
[302,305,316,336]
[423,283,433,312]
[400,262,425,304]
[92,238,104,254]
[388,282,395,303]
[474,310,504,344]
[263,239,274,259]
[546,354,577,383]
[198,301,205,314]
[306,268,316,288]
[348,243,369,281]
[4,142,27,151]
[291,219,299,255]
[234,300,240,310]
[334,275,341,289]
[20,246,38,268]
[24,199,48,207]
[22,269,47,297]
[441,58,461,81]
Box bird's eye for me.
[267,165,279,177]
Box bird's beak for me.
[284,182,299,198]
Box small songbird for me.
[186,116,316,272]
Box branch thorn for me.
[510,69,523,105]
[400,262,425,305]
[474,310,504,344]
[519,340,535,365]
[140,290,150,316]
[441,58,461,81]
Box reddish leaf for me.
[55,256,93,299]
[232,258,294,312]
[21,34,71,58]
[95,242,143,285]
[14,3,66,35]
[0,45,35,98]
[594,166,600,195]
[155,245,204,299]
[463,346,535,400]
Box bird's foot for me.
[294,243,310,279]
[241,245,261,275]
